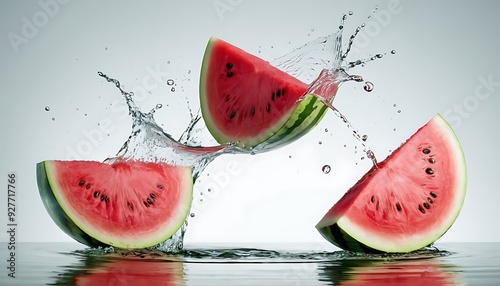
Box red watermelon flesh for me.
[200,37,334,149]
[37,160,193,249]
[316,114,467,253]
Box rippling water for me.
[2,242,499,285]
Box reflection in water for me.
[318,258,462,286]
[51,251,183,285]
[48,244,464,285]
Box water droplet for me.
[361,23,366,28]
[44,106,50,111]
[190,213,195,218]
[156,103,163,109]
[105,47,108,50]
[322,165,331,174]
[391,50,396,54]
[363,81,374,92]
[288,155,292,158]
[397,110,401,113]
[311,28,315,32]
[187,70,191,74]
[318,141,322,145]
[393,103,397,107]
[167,61,170,64]
[349,11,354,15]
[376,54,383,58]
[171,87,176,92]
[362,134,368,141]
[207,188,212,192]
[166,79,174,86]
[325,128,329,132]
[51,117,55,121]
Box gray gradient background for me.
[1,0,499,246]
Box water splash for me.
[93,11,391,252]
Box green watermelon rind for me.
[199,37,331,152]
[317,114,467,253]
[37,161,194,249]
[37,162,107,248]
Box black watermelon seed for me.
[430,191,438,198]
[418,205,426,214]
[272,92,275,101]
[276,89,282,97]
[266,103,271,112]
[78,180,85,186]
[157,184,163,189]
[143,200,150,207]
[93,191,100,198]
[150,193,156,199]
[226,63,233,69]
[425,168,434,174]
[370,196,375,203]
[428,158,436,164]
[396,203,402,211]
[427,197,434,204]
[250,107,255,116]
[146,198,154,205]
[226,71,233,77]
[422,148,431,154]
[127,202,134,211]
[229,111,236,119]
[423,202,430,209]
[85,184,91,189]
[100,194,106,201]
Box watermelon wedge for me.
[37,160,193,249]
[316,114,467,253]
[200,37,334,151]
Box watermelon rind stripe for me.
[37,161,106,248]
[253,94,329,152]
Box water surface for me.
[2,242,499,285]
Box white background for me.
[1,0,499,247]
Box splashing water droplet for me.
[322,165,331,174]
[51,117,55,121]
[362,134,368,141]
[325,128,329,132]
[391,50,396,54]
[188,70,191,74]
[45,106,50,111]
[364,81,374,92]
[349,11,354,15]
[171,87,176,92]
[156,103,163,109]
[166,79,174,86]
[318,141,323,145]
[393,103,397,107]
[398,110,401,113]
[190,213,195,218]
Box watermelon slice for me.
[200,37,334,151]
[316,114,467,253]
[37,160,193,249]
